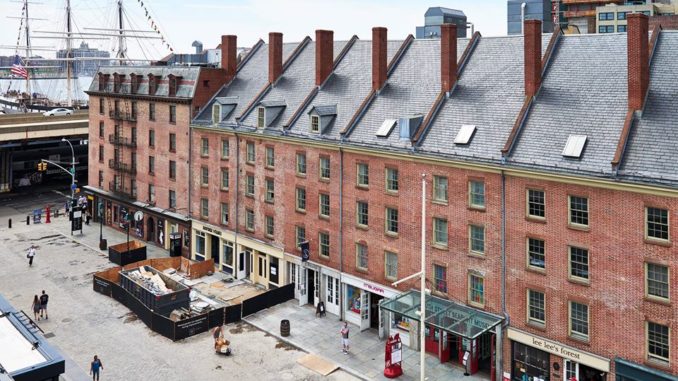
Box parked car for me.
[43,108,72,116]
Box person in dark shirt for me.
[90,355,103,381]
[39,290,49,319]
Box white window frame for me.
[433,176,448,203]
[220,203,229,225]
[257,107,265,128]
[357,163,369,187]
[645,262,670,302]
[468,273,485,308]
[310,115,320,133]
[433,217,448,247]
[568,301,590,341]
[356,243,368,271]
[385,251,398,280]
[469,180,485,209]
[527,289,545,326]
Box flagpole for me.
[24,0,31,97]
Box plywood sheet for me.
[297,353,338,376]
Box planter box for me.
[108,240,147,266]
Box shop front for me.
[614,358,677,381]
[342,273,400,336]
[84,186,191,257]
[507,328,610,381]
[381,290,504,377]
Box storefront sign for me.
[508,328,610,372]
[364,282,385,296]
[342,273,398,299]
[202,225,222,236]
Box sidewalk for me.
[244,300,490,381]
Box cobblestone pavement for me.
[0,190,358,381]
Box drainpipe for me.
[338,146,344,322]
[188,112,193,217]
[498,169,507,381]
[234,131,240,278]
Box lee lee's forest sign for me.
[508,328,610,372]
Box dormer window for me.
[97,73,108,91]
[148,74,157,95]
[113,73,123,93]
[257,107,265,128]
[130,74,140,94]
[212,104,221,124]
[168,74,180,97]
[310,115,320,133]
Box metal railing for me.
[108,134,137,148]
[108,159,137,175]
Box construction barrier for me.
[241,283,295,318]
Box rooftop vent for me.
[562,135,587,158]
[376,119,397,137]
[454,124,476,145]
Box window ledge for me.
[432,243,448,251]
[567,223,590,232]
[246,161,255,166]
[319,215,330,221]
[319,178,330,183]
[220,157,229,161]
[319,254,330,261]
[356,184,369,190]
[200,154,209,158]
[468,301,485,310]
[526,266,546,275]
[265,234,274,239]
[220,188,229,192]
[644,296,671,306]
[245,194,254,199]
[296,173,307,178]
[169,150,176,153]
[296,209,306,215]
[432,199,448,206]
[385,232,399,239]
[356,224,369,231]
[567,335,590,346]
[468,205,486,212]
[527,321,547,331]
[245,227,254,233]
[432,290,448,298]
[200,184,208,188]
[645,358,671,370]
[568,277,590,287]
[265,166,274,170]
[356,267,369,274]
[644,238,672,247]
[526,216,547,224]
[169,178,176,182]
[265,199,274,204]
[468,252,486,259]
[386,190,399,196]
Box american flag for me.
[11,55,28,79]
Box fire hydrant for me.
[45,206,51,223]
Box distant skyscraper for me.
[57,42,110,76]
[416,7,468,39]
[507,0,554,34]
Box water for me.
[0,76,93,104]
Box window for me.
[131,101,137,119]
[356,243,368,270]
[319,232,330,257]
[265,146,275,168]
[319,193,330,217]
[221,203,229,225]
[149,130,155,147]
[598,12,614,20]
[169,160,176,179]
[469,180,485,208]
[357,163,369,187]
[647,322,670,363]
[295,226,306,247]
[148,184,155,203]
[646,207,669,241]
[569,196,589,227]
[356,201,369,227]
[528,238,545,270]
[319,156,330,180]
[114,100,120,115]
[169,133,176,152]
[527,189,545,219]
[221,140,229,159]
[131,179,137,198]
[169,105,176,123]
[98,170,103,187]
[599,25,614,33]
[646,263,669,301]
[434,265,447,293]
[257,107,265,128]
[569,247,589,282]
[469,225,485,255]
[386,168,399,192]
[433,176,448,203]
[99,121,104,137]
[296,153,307,175]
[265,178,275,203]
[265,216,275,237]
[201,138,209,157]
[469,274,484,307]
[200,198,209,218]
[195,231,205,256]
[385,251,398,280]
[245,174,254,197]
[99,98,104,114]
[310,115,320,133]
[246,142,255,164]
[245,209,254,231]
[385,207,398,235]
[569,301,589,340]
[168,190,176,209]
[221,169,229,190]
[433,218,448,246]
[527,289,545,325]
[296,187,306,211]
[617,25,627,32]
[199,166,208,187]
[98,145,104,162]
[617,11,627,20]
[148,103,155,120]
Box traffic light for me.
[37,162,47,171]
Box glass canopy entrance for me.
[380,290,504,340]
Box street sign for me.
[134,211,144,222]
[71,183,77,191]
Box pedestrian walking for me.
[31,295,41,321]
[39,290,49,320]
[90,355,103,381]
[340,322,350,354]
[27,245,36,267]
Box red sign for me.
[384,333,403,378]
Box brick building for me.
[186,16,677,381]
[85,63,229,256]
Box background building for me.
[416,7,468,38]
[507,0,554,34]
[597,1,678,33]
[56,42,110,76]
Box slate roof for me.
[344,38,469,149]
[620,31,678,185]
[238,40,349,129]
[193,41,300,124]
[508,33,629,176]
[89,66,202,98]
[418,34,550,162]
[288,40,403,140]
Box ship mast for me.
[24,0,31,96]
[66,0,72,107]
[116,0,127,64]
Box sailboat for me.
[0,0,173,112]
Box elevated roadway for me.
[0,111,88,143]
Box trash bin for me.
[280,319,290,337]
[99,239,108,250]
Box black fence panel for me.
[111,283,126,304]
[224,304,242,324]
[151,313,175,340]
[124,292,153,327]
[174,313,209,341]
[207,307,225,329]
[92,275,114,296]
[242,283,295,317]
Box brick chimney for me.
[627,13,649,110]
[524,20,542,98]
[269,32,283,84]
[372,27,387,91]
[221,35,237,79]
[315,30,334,86]
[441,24,458,93]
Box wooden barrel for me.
[280,319,290,337]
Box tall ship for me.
[0,0,174,112]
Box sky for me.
[0,0,507,60]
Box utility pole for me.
[65,0,72,107]
[61,138,76,204]
[419,174,426,381]
[116,0,126,65]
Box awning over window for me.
[380,290,504,340]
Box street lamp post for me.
[61,137,76,204]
